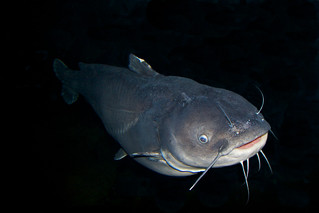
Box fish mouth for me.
[237,133,267,149]
[214,133,268,167]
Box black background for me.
[11,0,319,212]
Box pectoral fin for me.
[114,149,162,161]
[130,151,166,164]
[114,148,128,160]
[130,151,162,158]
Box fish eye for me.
[198,134,209,143]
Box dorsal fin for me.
[128,54,159,77]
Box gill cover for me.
[159,94,231,172]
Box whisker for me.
[246,158,250,178]
[255,86,264,115]
[189,153,221,191]
[256,153,261,171]
[240,161,250,204]
[269,129,279,141]
[260,150,273,174]
[217,103,233,128]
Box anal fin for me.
[61,86,79,104]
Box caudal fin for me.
[53,59,79,104]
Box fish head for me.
[160,88,271,173]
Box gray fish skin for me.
[53,54,270,176]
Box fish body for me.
[53,54,270,177]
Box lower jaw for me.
[213,133,268,168]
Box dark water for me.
[12,0,318,212]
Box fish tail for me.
[53,59,79,104]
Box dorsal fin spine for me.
[128,54,159,77]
